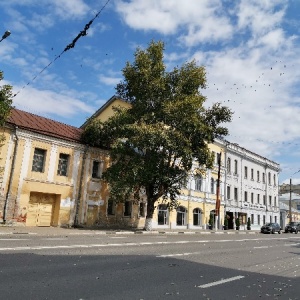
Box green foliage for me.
[82,40,232,219]
[247,217,251,227]
[0,71,13,127]
[209,214,214,226]
[235,217,240,227]
[0,70,13,174]
[224,217,228,227]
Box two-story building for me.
[0,96,280,230]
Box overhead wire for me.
[13,0,111,98]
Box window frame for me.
[92,160,102,179]
[32,148,46,173]
[57,153,69,176]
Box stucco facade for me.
[223,142,280,230]
[0,96,280,230]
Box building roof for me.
[7,108,83,143]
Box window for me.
[273,174,276,186]
[263,195,266,205]
[227,158,231,173]
[227,186,231,199]
[257,171,260,182]
[234,188,238,201]
[158,204,168,225]
[269,196,272,206]
[263,215,266,225]
[251,192,254,204]
[262,173,265,183]
[244,191,248,202]
[268,172,271,185]
[92,161,102,179]
[193,208,202,226]
[251,214,254,225]
[212,151,216,164]
[107,200,115,215]
[57,153,69,176]
[195,175,202,191]
[274,196,277,207]
[139,202,145,217]
[216,153,221,165]
[32,148,46,173]
[244,166,248,179]
[258,215,260,225]
[251,169,254,180]
[257,194,260,204]
[234,160,238,175]
[176,206,187,226]
[274,216,277,223]
[211,178,215,194]
[124,201,132,217]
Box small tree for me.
[82,40,232,230]
[0,71,13,173]
[247,217,251,230]
[224,217,228,229]
[235,217,240,230]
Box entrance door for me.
[26,193,55,227]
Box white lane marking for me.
[253,246,269,249]
[198,276,245,288]
[41,238,68,241]
[157,252,198,258]
[0,239,30,241]
[0,236,299,252]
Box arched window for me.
[227,158,231,173]
[211,178,215,194]
[176,206,187,226]
[157,204,168,225]
[195,175,202,191]
[193,208,202,226]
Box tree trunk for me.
[144,218,153,231]
[144,197,155,231]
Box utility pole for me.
[215,152,221,230]
[289,178,292,224]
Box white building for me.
[223,141,280,230]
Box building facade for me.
[224,142,280,230]
[0,97,280,230]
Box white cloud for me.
[99,74,122,86]
[115,0,233,46]
[51,0,90,19]
[237,0,287,35]
[12,85,95,119]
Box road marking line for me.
[0,239,30,241]
[253,246,269,249]
[198,276,245,288]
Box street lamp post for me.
[0,30,11,43]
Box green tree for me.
[82,41,232,230]
[0,71,13,172]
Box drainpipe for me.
[3,126,19,224]
[73,145,88,227]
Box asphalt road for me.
[0,228,299,300]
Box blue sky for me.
[1,0,300,184]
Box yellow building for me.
[81,96,226,230]
[0,96,225,229]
